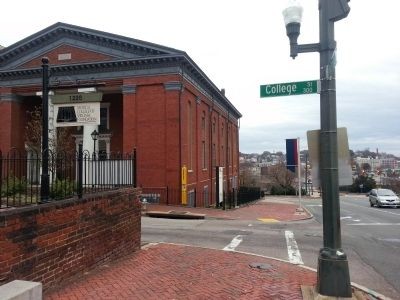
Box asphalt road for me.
[304,195,400,298]
[142,195,400,299]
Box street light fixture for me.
[282,0,303,59]
[283,0,351,297]
[91,130,99,159]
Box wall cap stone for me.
[0,187,142,218]
[0,280,42,300]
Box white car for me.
[368,189,400,208]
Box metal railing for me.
[140,187,259,209]
[1,148,136,209]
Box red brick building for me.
[0,23,241,207]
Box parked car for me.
[368,189,400,208]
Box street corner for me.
[295,206,313,220]
[259,202,313,222]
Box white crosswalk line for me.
[285,230,304,265]
[223,235,243,251]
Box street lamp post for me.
[283,0,351,297]
[40,57,50,203]
[91,130,99,187]
[91,130,99,159]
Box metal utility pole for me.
[317,1,351,296]
[283,0,351,297]
[40,57,50,202]
[305,153,308,195]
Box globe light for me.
[282,0,304,58]
[282,0,303,26]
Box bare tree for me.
[25,106,75,155]
[389,180,400,194]
[25,106,42,152]
[239,167,260,187]
[267,162,296,188]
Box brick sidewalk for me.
[45,243,317,299]
[144,199,312,222]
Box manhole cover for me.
[249,263,272,270]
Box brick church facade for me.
[0,23,241,207]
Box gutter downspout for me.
[209,99,214,207]
[226,109,230,209]
[178,62,184,206]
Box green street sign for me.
[260,80,319,98]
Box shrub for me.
[270,185,296,195]
[50,178,75,199]
[1,175,27,196]
[350,175,376,193]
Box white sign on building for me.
[52,92,102,127]
[218,167,224,204]
[54,102,100,127]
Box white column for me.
[83,125,98,156]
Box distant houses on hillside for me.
[240,150,400,189]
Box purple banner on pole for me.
[286,139,298,172]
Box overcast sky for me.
[1,1,399,155]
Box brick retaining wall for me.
[0,188,141,289]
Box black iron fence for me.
[140,186,261,209]
[237,186,263,206]
[1,148,136,209]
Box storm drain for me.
[249,262,273,270]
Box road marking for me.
[343,201,400,216]
[369,209,400,216]
[353,219,361,222]
[340,216,352,220]
[306,204,322,207]
[285,231,304,265]
[223,235,243,251]
[248,224,253,227]
[258,218,279,223]
[348,223,400,226]
[378,238,400,243]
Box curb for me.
[299,205,314,221]
[145,210,205,219]
[298,265,392,300]
[143,201,315,222]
